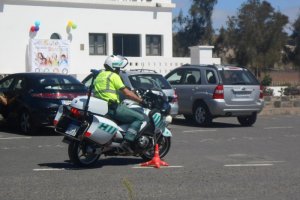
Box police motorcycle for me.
[53,70,172,167]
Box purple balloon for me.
[34,26,39,31]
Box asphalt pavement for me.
[1,115,300,200]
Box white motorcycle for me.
[53,70,172,167]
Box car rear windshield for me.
[219,69,259,85]
[33,75,87,91]
[128,74,172,90]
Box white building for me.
[0,0,219,80]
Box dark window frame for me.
[146,35,162,56]
[89,33,107,56]
[113,34,141,57]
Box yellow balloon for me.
[67,21,73,27]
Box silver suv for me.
[165,64,264,126]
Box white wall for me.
[190,46,221,65]
[0,1,221,80]
[266,86,288,96]
[0,1,174,75]
[76,56,190,81]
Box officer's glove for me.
[141,98,149,108]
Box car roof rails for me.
[129,69,157,73]
[218,64,247,69]
[182,63,217,68]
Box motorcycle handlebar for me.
[137,88,170,114]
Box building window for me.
[50,33,61,39]
[146,35,162,56]
[113,34,140,57]
[89,33,107,55]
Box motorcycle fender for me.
[54,105,64,126]
[162,128,172,137]
[62,136,72,144]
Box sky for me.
[172,0,300,32]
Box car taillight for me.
[172,92,178,103]
[53,119,58,126]
[70,107,83,118]
[260,85,264,99]
[31,92,87,99]
[84,131,92,138]
[213,85,224,99]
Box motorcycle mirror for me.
[90,69,100,76]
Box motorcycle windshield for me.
[128,74,171,90]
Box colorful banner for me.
[29,39,70,74]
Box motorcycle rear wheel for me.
[140,131,171,161]
[68,141,100,167]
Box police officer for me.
[94,55,147,151]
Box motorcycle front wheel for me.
[140,131,171,161]
[68,141,100,167]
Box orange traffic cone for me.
[140,144,169,168]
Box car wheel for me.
[237,113,257,127]
[19,110,37,134]
[193,103,212,126]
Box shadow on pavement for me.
[38,157,143,170]
[0,119,60,136]
[172,117,242,128]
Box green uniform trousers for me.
[108,103,147,142]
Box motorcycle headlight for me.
[165,115,172,124]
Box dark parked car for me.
[0,73,87,134]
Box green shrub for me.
[261,74,272,86]
[284,87,300,96]
[263,88,273,96]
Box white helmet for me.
[104,55,128,72]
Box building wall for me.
[190,46,221,65]
[0,0,174,77]
[262,71,300,86]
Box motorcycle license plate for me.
[65,123,79,136]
